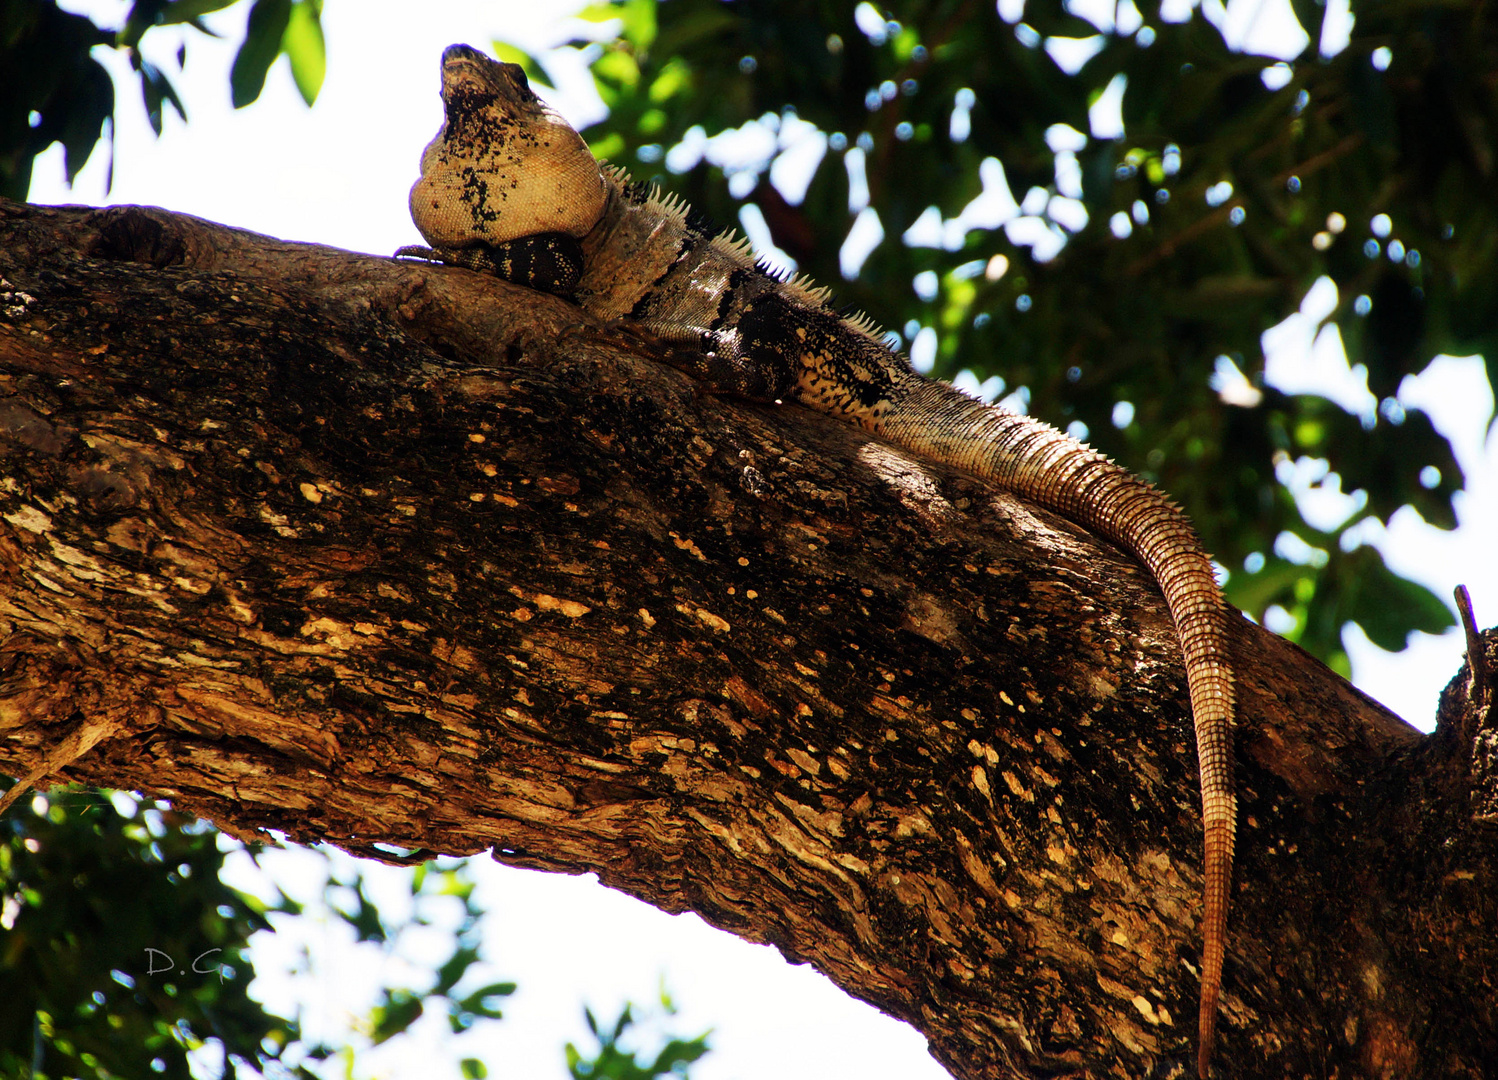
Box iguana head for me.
[409,45,608,249]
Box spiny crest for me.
[654,189,690,220]
[605,160,841,313]
[633,181,693,231]
[708,227,756,265]
[784,272,834,308]
[603,162,830,299]
[623,174,755,261]
[755,256,794,282]
[840,308,888,342]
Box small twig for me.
[1270,132,1366,187]
[0,715,124,817]
[337,841,435,867]
[1455,585,1490,742]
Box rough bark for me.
[2,199,1495,1078]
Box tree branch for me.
[3,200,1493,1078]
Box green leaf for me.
[59,58,116,182]
[458,981,518,1018]
[642,1034,711,1073]
[1224,556,1309,621]
[566,1000,711,1079]
[436,866,476,900]
[229,0,292,108]
[1338,545,1455,652]
[577,2,627,25]
[368,988,424,1045]
[283,0,325,105]
[646,60,689,105]
[615,0,658,52]
[449,980,517,1031]
[270,883,304,916]
[588,132,626,160]
[156,0,239,27]
[118,0,167,46]
[331,877,386,942]
[433,943,480,996]
[593,50,642,90]
[137,59,185,136]
[611,1002,632,1040]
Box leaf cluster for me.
[566,999,711,1080]
[2,781,713,1079]
[0,784,315,1079]
[0,0,325,201]
[351,858,519,1063]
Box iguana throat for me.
[409,44,607,251]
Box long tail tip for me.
[1197,993,1219,1077]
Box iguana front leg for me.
[396,231,584,297]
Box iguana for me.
[399,44,1237,1076]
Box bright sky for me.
[27,1,1496,1078]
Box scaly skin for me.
[402,44,1237,1076]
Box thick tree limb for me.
[2,200,1494,1078]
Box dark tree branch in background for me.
[3,201,1495,1078]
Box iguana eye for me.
[498,65,539,103]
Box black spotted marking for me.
[715,267,756,326]
[681,329,795,401]
[490,232,584,295]
[446,89,499,118]
[626,292,655,321]
[446,95,521,153]
[625,238,698,320]
[735,297,833,383]
[734,294,903,417]
[430,232,584,295]
[458,166,502,225]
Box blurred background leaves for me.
[1,783,709,1078]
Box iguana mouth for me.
[439,44,540,114]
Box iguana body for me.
[402,44,1237,1075]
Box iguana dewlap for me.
[401,43,1237,1076]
